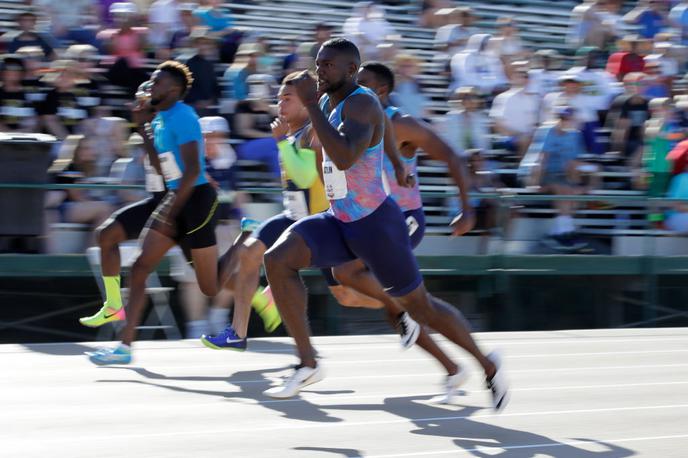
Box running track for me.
[3,328,687,457]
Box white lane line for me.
[9,380,687,414]
[364,434,688,458]
[2,334,688,355]
[6,349,688,378]
[11,404,688,443]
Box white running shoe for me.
[263,364,324,399]
[439,367,470,404]
[486,351,510,412]
[397,312,420,349]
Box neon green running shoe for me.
[79,304,125,328]
[252,286,281,333]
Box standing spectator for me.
[309,23,334,61]
[451,34,508,95]
[568,46,622,120]
[624,0,669,40]
[5,11,55,59]
[390,53,428,119]
[534,107,590,251]
[642,98,683,199]
[183,27,220,115]
[670,0,688,45]
[569,0,615,49]
[194,0,233,32]
[37,60,90,139]
[98,2,149,95]
[528,49,564,99]
[436,86,490,154]
[148,0,182,58]
[0,55,38,133]
[223,43,260,103]
[607,35,647,81]
[543,74,602,154]
[490,16,526,66]
[664,165,688,233]
[232,74,280,180]
[606,72,651,159]
[489,67,540,157]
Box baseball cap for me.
[200,116,230,134]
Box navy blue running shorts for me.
[253,213,296,249]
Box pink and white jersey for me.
[381,105,423,212]
[319,87,388,222]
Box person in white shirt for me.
[567,46,623,115]
[148,0,182,51]
[543,74,602,154]
[528,49,564,99]
[451,33,508,94]
[490,16,526,66]
[489,67,540,157]
[436,86,490,155]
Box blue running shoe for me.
[86,344,132,365]
[201,325,247,351]
[240,217,261,233]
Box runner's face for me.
[150,70,178,106]
[315,47,352,94]
[277,84,305,122]
[356,68,382,97]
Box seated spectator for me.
[641,98,683,200]
[451,34,508,95]
[568,46,622,120]
[169,3,198,53]
[489,16,526,66]
[50,135,114,237]
[606,72,650,158]
[434,6,474,54]
[223,43,260,103]
[201,115,237,193]
[15,46,48,105]
[193,0,233,32]
[4,11,55,59]
[34,0,98,45]
[346,3,396,62]
[543,74,601,154]
[623,0,668,40]
[183,27,220,116]
[232,74,279,179]
[489,67,539,157]
[568,0,615,50]
[643,60,670,98]
[664,166,688,233]
[98,2,149,95]
[606,35,646,81]
[533,107,590,252]
[37,60,91,140]
[0,55,38,133]
[309,23,334,61]
[436,86,490,154]
[65,44,109,118]
[390,53,428,119]
[528,49,564,99]
[598,0,625,48]
[81,116,128,177]
[256,36,279,78]
[670,0,688,45]
[419,0,452,28]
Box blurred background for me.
[1,0,688,344]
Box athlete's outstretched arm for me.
[383,114,413,188]
[399,116,475,235]
[292,71,380,170]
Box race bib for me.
[158,151,183,182]
[406,215,419,236]
[145,168,165,192]
[322,155,347,200]
[283,190,309,220]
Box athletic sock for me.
[251,286,269,311]
[186,319,209,339]
[103,276,122,310]
[208,307,229,335]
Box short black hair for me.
[321,38,361,66]
[360,61,395,92]
[157,60,194,97]
[2,55,25,72]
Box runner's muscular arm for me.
[398,115,476,235]
[304,94,380,170]
[383,114,413,187]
